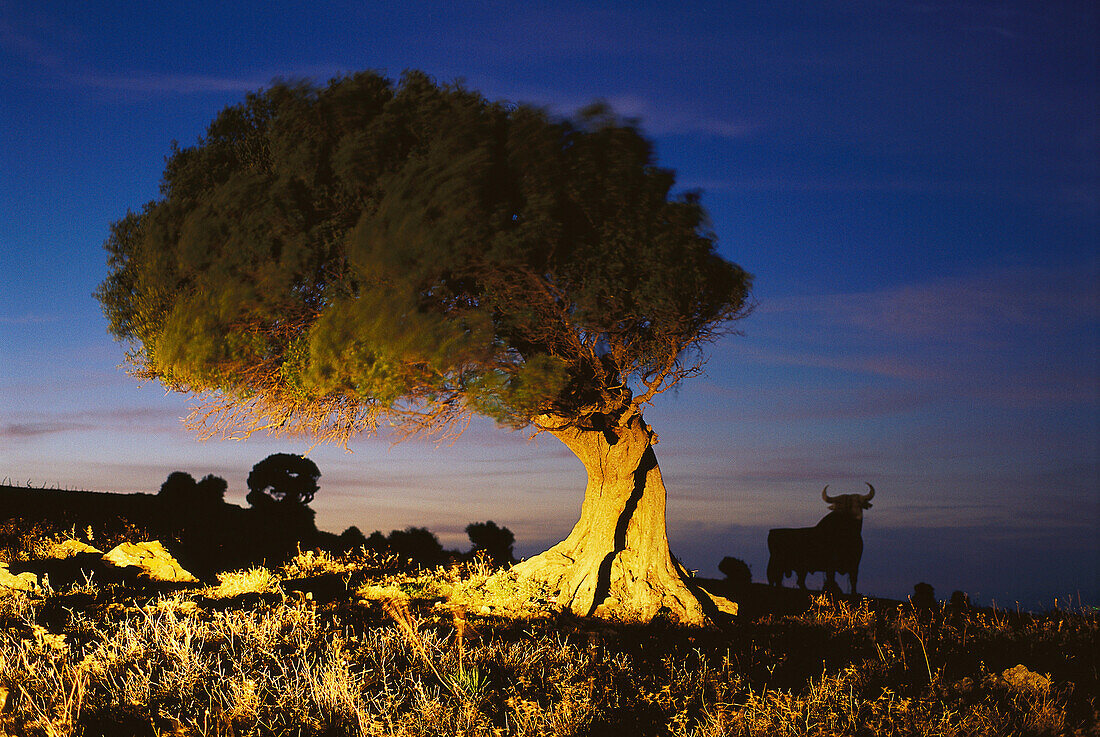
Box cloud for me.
[691,259,1100,428]
[749,260,1099,373]
[61,65,350,98]
[0,313,59,325]
[487,82,757,141]
[1,16,338,97]
[679,175,974,195]
[71,71,277,95]
[0,407,184,439]
[736,345,946,382]
[0,421,92,438]
[1049,184,1100,215]
[64,64,347,96]
[793,264,1100,342]
[0,15,65,71]
[598,93,757,140]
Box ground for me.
[1,544,1095,736]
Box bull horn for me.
[862,482,875,501]
[822,485,839,503]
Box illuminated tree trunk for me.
[512,414,737,625]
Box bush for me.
[465,521,515,566]
[719,556,752,589]
[366,527,447,568]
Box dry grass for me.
[0,550,1095,736]
[203,566,283,599]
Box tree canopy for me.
[246,453,320,507]
[158,471,227,506]
[96,70,752,444]
[466,520,516,565]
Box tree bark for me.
[512,413,737,625]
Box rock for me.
[104,541,197,583]
[952,676,976,695]
[994,664,1052,694]
[0,562,39,592]
[49,539,104,558]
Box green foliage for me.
[449,661,490,701]
[96,70,752,441]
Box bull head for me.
[821,483,875,518]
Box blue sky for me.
[1,1,1097,609]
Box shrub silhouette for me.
[367,527,446,568]
[339,525,367,551]
[365,531,388,551]
[718,556,752,590]
[950,590,971,613]
[466,520,515,566]
[158,471,197,504]
[194,474,227,505]
[246,454,320,508]
[159,471,227,510]
[912,582,936,612]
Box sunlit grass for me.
[0,547,1095,736]
[204,566,282,599]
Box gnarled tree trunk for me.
[512,413,737,625]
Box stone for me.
[49,539,104,558]
[995,664,1052,694]
[104,541,197,583]
[0,562,39,592]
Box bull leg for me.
[849,571,858,596]
[796,570,807,589]
[767,557,783,586]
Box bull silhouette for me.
[766,483,875,595]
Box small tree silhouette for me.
[158,471,197,505]
[159,471,227,507]
[912,582,936,615]
[466,520,516,566]
[340,525,367,550]
[365,531,388,552]
[246,454,320,508]
[383,527,445,568]
[194,474,227,505]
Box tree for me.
[466,520,516,566]
[96,71,752,624]
[159,471,226,506]
[246,453,320,507]
[340,525,367,550]
[158,471,197,504]
[385,526,446,568]
[195,474,228,505]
